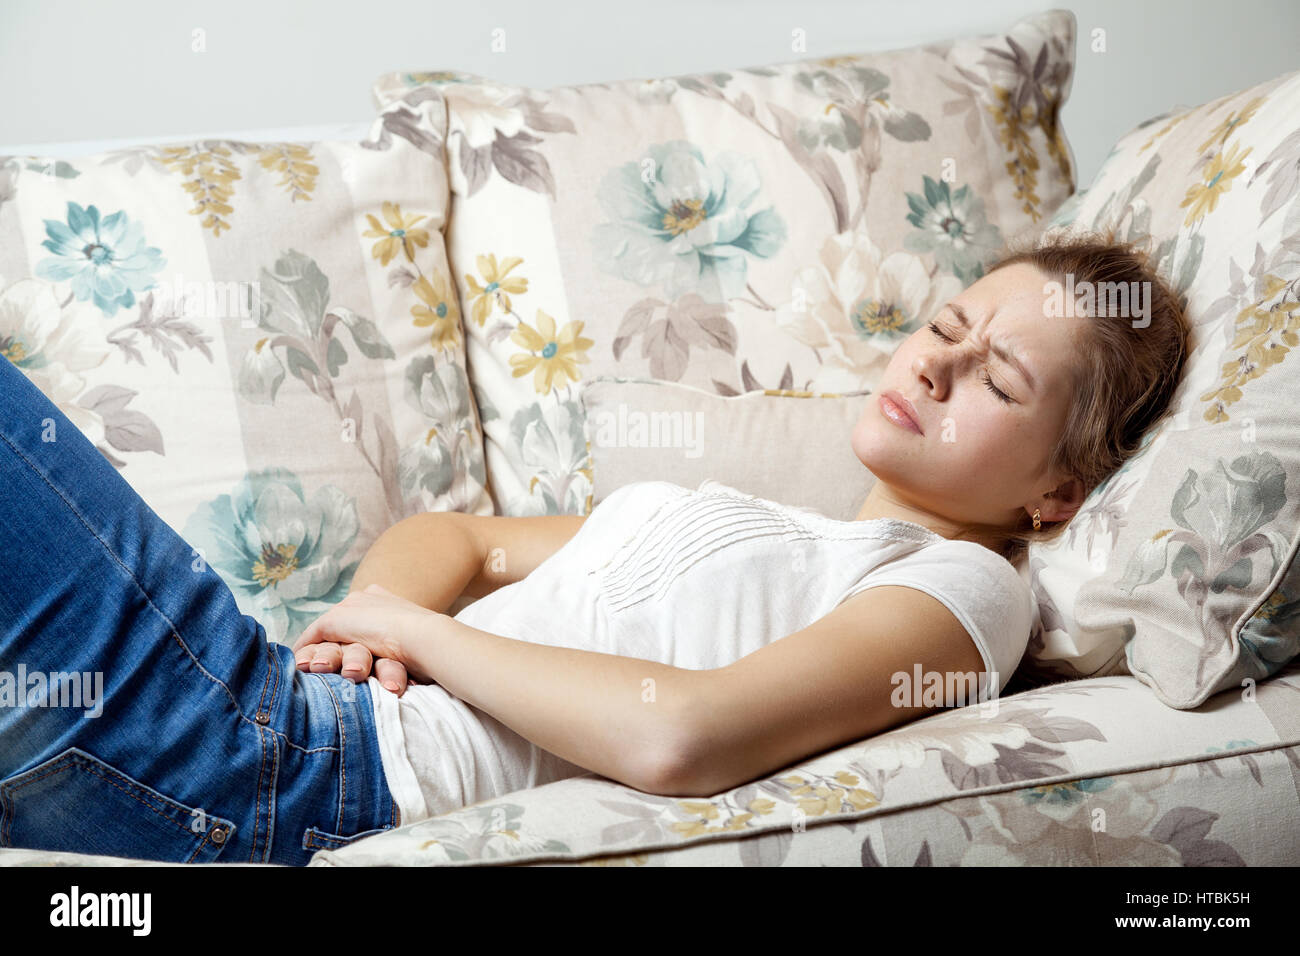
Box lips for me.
[879,390,923,434]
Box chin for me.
[851,409,910,467]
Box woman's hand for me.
[292,584,439,695]
[295,638,412,696]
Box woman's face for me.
[851,262,1088,529]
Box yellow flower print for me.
[407,71,461,83]
[1180,142,1253,227]
[661,198,707,235]
[252,542,299,587]
[787,773,879,816]
[1195,96,1266,154]
[668,800,722,838]
[669,819,715,838]
[1138,110,1190,154]
[509,309,594,394]
[677,800,721,820]
[411,273,462,351]
[465,253,529,326]
[364,202,431,266]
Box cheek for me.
[941,407,1022,457]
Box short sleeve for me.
[838,540,1035,702]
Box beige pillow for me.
[1022,66,1300,707]
[580,376,877,520]
[372,8,1078,518]
[0,89,490,645]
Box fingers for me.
[373,657,410,697]
[297,642,342,674]
[339,643,373,682]
[296,641,338,672]
[292,635,400,698]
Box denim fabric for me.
[0,354,398,865]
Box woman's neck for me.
[853,482,1012,554]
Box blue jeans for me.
[0,354,399,865]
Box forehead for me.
[962,263,1072,336]
[972,263,1051,312]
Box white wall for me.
[1,0,1296,188]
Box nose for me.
[915,330,988,399]
[912,351,947,400]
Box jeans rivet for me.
[255,711,270,724]
[210,825,228,845]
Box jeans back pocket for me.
[0,748,235,863]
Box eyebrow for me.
[947,302,1038,395]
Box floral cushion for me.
[372,8,1079,517]
[1021,67,1300,707]
[580,375,876,520]
[0,89,490,646]
[306,657,1300,866]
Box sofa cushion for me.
[372,8,1078,517]
[303,657,1300,866]
[1022,66,1300,707]
[579,375,876,521]
[0,90,490,645]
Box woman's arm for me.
[347,511,589,611]
[296,579,985,796]
[299,513,485,693]
[302,560,989,797]
[347,512,484,613]
[294,586,697,795]
[303,512,589,694]
[671,584,989,797]
[401,613,698,795]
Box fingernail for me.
[342,666,362,676]
[383,681,400,692]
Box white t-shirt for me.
[367,478,1036,825]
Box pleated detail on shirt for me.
[590,492,817,613]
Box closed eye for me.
[927,320,1014,404]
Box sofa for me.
[2,7,1298,867]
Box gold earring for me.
[1032,509,1042,531]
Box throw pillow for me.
[0,88,490,644]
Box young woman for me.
[0,231,1190,865]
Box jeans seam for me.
[257,641,279,720]
[250,721,268,862]
[254,724,280,864]
[319,677,348,835]
[301,822,391,851]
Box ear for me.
[1040,478,1087,524]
